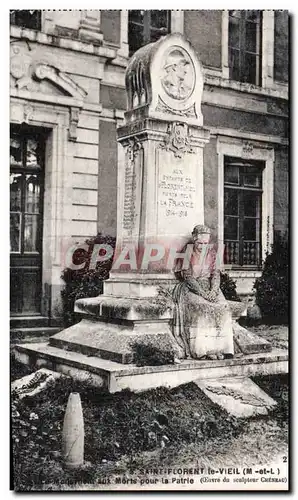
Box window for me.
[228,10,262,85]
[10,10,41,30]
[128,10,171,56]
[10,129,44,254]
[224,156,264,267]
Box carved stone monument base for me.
[47,294,271,365]
[50,277,181,364]
[13,33,287,395]
[49,317,181,364]
[14,342,288,394]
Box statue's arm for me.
[184,276,217,302]
[210,268,221,294]
[184,276,205,295]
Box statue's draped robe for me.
[172,243,234,359]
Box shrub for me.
[61,234,116,327]
[131,341,175,366]
[60,235,241,327]
[220,272,241,302]
[254,235,288,324]
[10,353,33,382]
[11,368,245,490]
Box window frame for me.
[221,10,287,97]
[10,10,42,31]
[228,10,263,86]
[128,10,171,56]
[224,157,264,268]
[217,139,274,271]
[10,127,45,256]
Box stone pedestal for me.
[51,33,210,360]
[15,33,277,382]
[113,33,208,277]
[115,119,209,259]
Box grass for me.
[11,353,288,491]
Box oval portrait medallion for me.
[161,47,195,101]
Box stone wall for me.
[274,11,289,83]
[274,146,289,237]
[101,10,121,45]
[202,104,288,138]
[184,10,222,69]
[50,10,82,30]
[71,113,99,239]
[203,138,219,237]
[10,27,110,318]
[10,10,289,315]
[98,120,118,237]
[101,85,126,110]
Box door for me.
[10,126,45,316]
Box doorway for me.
[10,125,46,316]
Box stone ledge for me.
[204,74,288,100]
[49,318,179,364]
[75,295,246,322]
[75,296,173,320]
[14,343,288,393]
[10,26,116,59]
[10,326,62,343]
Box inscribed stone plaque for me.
[121,141,143,243]
[156,148,203,237]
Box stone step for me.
[10,316,60,329]
[10,326,62,344]
[14,343,124,391]
[13,342,288,393]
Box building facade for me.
[10,10,289,328]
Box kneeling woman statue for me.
[172,224,234,360]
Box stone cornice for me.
[204,74,288,101]
[10,28,288,103]
[10,26,116,60]
[10,89,103,142]
[104,108,288,146]
[10,88,84,109]
[117,118,210,148]
[211,127,289,147]
[10,88,103,115]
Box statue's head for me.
[192,224,211,247]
